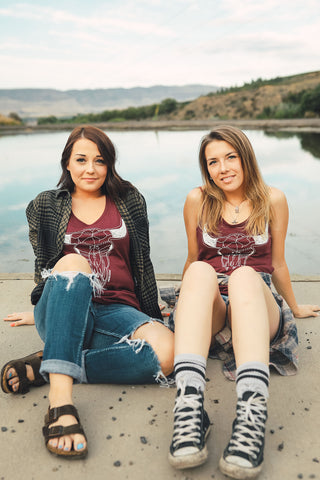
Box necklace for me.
[226,199,247,224]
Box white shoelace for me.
[228,394,267,459]
[172,389,202,447]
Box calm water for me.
[1,129,320,275]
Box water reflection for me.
[0,129,320,275]
[265,131,320,160]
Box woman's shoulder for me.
[268,186,287,206]
[32,188,69,201]
[116,185,147,216]
[184,187,203,220]
[121,184,144,204]
[27,189,70,214]
[186,186,204,203]
[35,188,71,200]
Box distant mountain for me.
[0,85,218,119]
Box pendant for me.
[232,218,238,224]
[235,206,239,213]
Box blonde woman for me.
[168,125,319,478]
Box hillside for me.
[0,84,218,119]
[168,71,320,120]
[0,113,21,126]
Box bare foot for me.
[47,407,87,453]
[45,373,87,456]
[6,364,35,392]
[1,351,45,395]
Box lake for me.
[1,128,320,275]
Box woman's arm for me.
[270,187,319,318]
[182,188,203,277]
[26,199,39,257]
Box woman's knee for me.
[229,266,260,290]
[53,254,92,274]
[132,322,174,376]
[228,267,264,304]
[183,261,218,287]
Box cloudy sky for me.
[1,0,319,90]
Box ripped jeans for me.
[34,272,165,385]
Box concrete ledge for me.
[1,272,320,282]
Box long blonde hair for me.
[198,125,271,235]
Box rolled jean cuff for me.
[40,359,82,383]
[81,350,88,384]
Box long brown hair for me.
[57,125,132,198]
[198,125,270,235]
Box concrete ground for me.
[0,273,319,480]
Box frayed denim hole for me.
[40,269,102,293]
[116,319,173,387]
[115,318,156,354]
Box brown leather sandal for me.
[43,404,88,459]
[1,350,46,394]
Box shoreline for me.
[1,118,320,135]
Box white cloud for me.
[0,0,320,88]
[0,3,176,37]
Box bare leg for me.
[219,267,280,479]
[174,261,226,357]
[169,262,227,469]
[132,322,174,376]
[228,266,280,366]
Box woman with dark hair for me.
[1,126,174,459]
[168,125,318,478]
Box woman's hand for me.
[292,305,320,319]
[159,303,170,318]
[3,311,35,326]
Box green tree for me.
[9,112,23,123]
[158,98,178,115]
[300,85,320,115]
[37,115,58,125]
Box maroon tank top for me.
[63,196,140,309]
[197,219,273,295]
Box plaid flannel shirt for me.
[26,187,162,319]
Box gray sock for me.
[174,353,207,392]
[236,361,270,399]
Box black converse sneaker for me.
[168,383,211,469]
[219,392,268,479]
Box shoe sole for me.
[219,456,263,479]
[168,425,211,470]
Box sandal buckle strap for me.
[47,404,79,424]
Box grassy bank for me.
[1,118,320,136]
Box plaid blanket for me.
[160,279,298,381]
